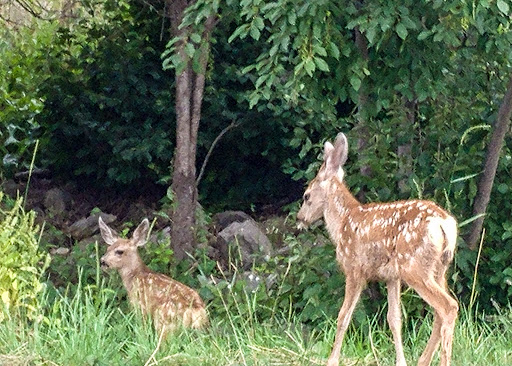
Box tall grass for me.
[0,269,511,366]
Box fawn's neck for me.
[118,255,149,292]
[324,178,361,241]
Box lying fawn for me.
[99,217,208,336]
[297,133,458,366]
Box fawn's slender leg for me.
[327,277,364,366]
[417,269,449,366]
[418,312,442,366]
[405,276,458,366]
[387,279,407,366]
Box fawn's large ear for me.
[132,218,150,247]
[98,216,118,246]
[323,140,336,177]
[324,133,348,174]
[333,133,349,167]
[324,140,335,161]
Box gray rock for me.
[2,179,19,197]
[76,234,103,255]
[44,187,72,215]
[212,210,253,232]
[68,212,116,240]
[50,247,71,256]
[216,219,273,270]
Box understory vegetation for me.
[1,194,511,365]
[0,269,511,366]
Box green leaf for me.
[346,19,359,30]
[304,58,316,76]
[269,44,279,57]
[190,33,201,44]
[433,0,443,9]
[314,57,329,72]
[255,74,268,88]
[313,44,327,57]
[417,31,431,41]
[250,25,261,41]
[341,44,351,57]
[497,183,509,194]
[366,26,376,45]
[288,12,296,26]
[329,42,340,60]
[400,15,417,30]
[162,53,184,71]
[497,0,510,14]
[350,75,361,91]
[433,31,444,42]
[248,92,260,109]
[254,17,264,30]
[396,23,408,40]
[228,24,250,43]
[164,36,179,50]
[185,43,195,58]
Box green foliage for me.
[466,145,512,307]
[161,0,220,74]
[37,0,175,187]
[46,238,112,293]
[0,192,50,322]
[165,230,385,328]
[0,23,54,176]
[2,255,512,365]
[21,0,303,209]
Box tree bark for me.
[168,0,215,260]
[466,74,512,249]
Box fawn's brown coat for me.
[297,133,458,366]
[99,217,208,336]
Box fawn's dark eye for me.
[304,193,310,202]
[115,250,124,256]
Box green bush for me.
[0,23,55,176]
[0,192,50,321]
[37,0,175,187]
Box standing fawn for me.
[297,133,458,366]
[99,217,208,337]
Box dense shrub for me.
[0,193,50,321]
[32,0,305,208]
[37,1,174,188]
[0,23,55,177]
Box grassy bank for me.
[1,278,511,366]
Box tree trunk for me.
[168,0,215,260]
[171,63,197,260]
[466,74,512,249]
